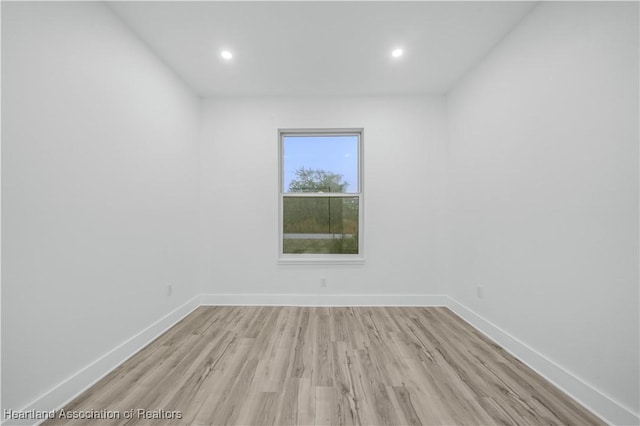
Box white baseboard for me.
[4,296,201,426]
[7,294,637,426]
[199,293,448,307]
[446,296,640,426]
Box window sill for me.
[278,256,365,266]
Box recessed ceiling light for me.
[221,50,233,60]
[391,48,404,58]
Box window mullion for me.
[282,192,361,197]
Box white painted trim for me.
[3,296,201,426]
[278,129,365,262]
[200,293,447,307]
[277,257,365,266]
[446,296,640,426]
[8,294,637,426]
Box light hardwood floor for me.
[44,306,603,425]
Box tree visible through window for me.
[280,130,362,258]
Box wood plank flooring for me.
[44,307,603,425]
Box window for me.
[279,129,363,263]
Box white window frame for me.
[278,128,364,265]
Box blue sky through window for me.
[283,135,359,193]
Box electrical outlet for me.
[476,285,484,299]
[320,278,327,288]
[167,284,173,296]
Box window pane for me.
[283,135,358,193]
[283,196,359,254]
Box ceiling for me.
[108,1,537,97]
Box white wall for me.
[2,1,200,414]
[3,1,637,424]
[446,1,639,422]
[199,96,448,300]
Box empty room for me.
[2,1,638,425]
